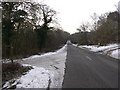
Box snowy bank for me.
[20,44,67,88]
[3,64,52,89]
[3,44,67,89]
[22,44,67,60]
[17,64,53,88]
[79,44,119,59]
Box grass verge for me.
[2,62,32,87]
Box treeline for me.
[2,2,70,62]
[70,11,119,45]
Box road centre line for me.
[86,56,92,61]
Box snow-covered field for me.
[2,44,67,89]
[79,44,119,59]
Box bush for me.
[2,62,32,85]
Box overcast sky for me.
[34,0,119,34]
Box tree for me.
[34,4,56,50]
[2,1,67,61]
[91,13,99,31]
[2,2,25,62]
[77,22,89,45]
[45,28,70,51]
[91,11,119,45]
[76,11,119,45]
[2,2,36,61]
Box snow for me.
[17,65,51,88]
[56,44,67,53]
[23,44,67,60]
[3,44,67,89]
[19,44,67,88]
[110,50,119,59]
[79,44,119,59]
[72,44,78,47]
[2,64,53,89]
[3,43,119,89]
[2,79,18,89]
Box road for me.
[62,44,118,88]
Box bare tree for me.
[77,22,89,32]
[91,13,99,31]
[77,22,90,45]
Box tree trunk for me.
[10,44,13,63]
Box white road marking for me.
[86,56,92,61]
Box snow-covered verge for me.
[79,44,119,59]
[17,64,52,88]
[21,44,67,88]
[2,44,67,89]
[2,64,52,89]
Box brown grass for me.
[2,62,32,86]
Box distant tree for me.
[77,22,89,45]
[45,28,70,51]
[90,13,99,31]
[92,11,119,45]
[76,11,119,45]
[69,32,81,44]
[107,11,118,22]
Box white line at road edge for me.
[86,56,92,61]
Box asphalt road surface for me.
[62,44,118,88]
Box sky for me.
[34,0,119,34]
